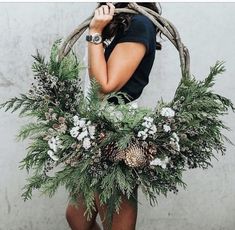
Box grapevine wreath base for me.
[0,2,235,228]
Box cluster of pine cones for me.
[100,132,157,167]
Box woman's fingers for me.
[98,3,115,16]
[101,5,110,15]
[89,3,115,32]
[106,2,115,16]
[97,8,101,16]
[94,8,99,17]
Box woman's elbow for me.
[100,84,117,94]
[100,85,112,94]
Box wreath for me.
[0,3,234,227]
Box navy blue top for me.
[104,14,157,105]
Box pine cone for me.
[124,143,147,168]
[101,139,157,166]
[138,140,157,161]
[146,142,158,161]
[65,154,81,167]
[102,141,121,162]
[113,149,126,161]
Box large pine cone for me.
[124,142,147,167]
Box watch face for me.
[93,35,102,43]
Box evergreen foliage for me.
[0,39,234,227]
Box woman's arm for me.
[88,3,147,94]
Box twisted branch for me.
[58,2,190,76]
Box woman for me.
[66,2,162,230]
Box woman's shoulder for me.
[131,14,155,27]
[128,14,156,34]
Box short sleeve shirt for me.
[104,14,157,105]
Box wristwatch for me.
[86,33,103,44]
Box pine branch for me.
[40,167,75,198]
[203,61,226,87]
[15,122,48,142]
[105,189,123,230]
[31,49,48,75]
[0,96,24,112]
[19,139,48,172]
[21,174,45,201]
[83,190,97,221]
[115,164,133,197]
[31,48,46,65]
[86,78,102,104]
[0,94,39,115]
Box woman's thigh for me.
[94,186,138,230]
[66,193,99,230]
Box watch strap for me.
[86,33,103,44]
[86,35,93,42]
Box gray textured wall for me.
[0,2,235,230]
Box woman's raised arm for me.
[88,3,147,94]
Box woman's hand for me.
[89,2,115,33]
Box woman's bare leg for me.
[94,186,138,230]
[111,188,138,230]
[66,193,102,230]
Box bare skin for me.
[66,2,146,229]
[66,186,138,230]
[66,193,101,230]
[95,187,138,230]
[87,3,146,94]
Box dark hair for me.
[96,2,163,50]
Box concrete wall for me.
[0,2,235,230]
